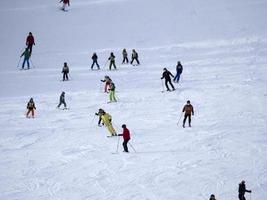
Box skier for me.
[173,61,183,83]
[26,32,35,55]
[20,48,31,69]
[26,98,36,118]
[118,124,131,152]
[122,49,129,64]
[161,68,175,91]
[91,52,100,70]
[108,82,117,103]
[209,194,216,200]
[101,76,112,93]
[60,0,70,11]
[95,108,105,127]
[182,100,194,128]
[61,62,69,81]
[238,180,251,200]
[100,110,117,136]
[130,49,140,65]
[108,52,116,70]
[57,92,67,109]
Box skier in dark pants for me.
[182,100,194,128]
[26,98,36,118]
[173,61,183,83]
[238,180,251,200]
[62,62,69,81]
[209,194,216,200]
[91,52,100,70]
[122,49,129,64]
[130,49,140,65]
[118,124,131,153]
[108,52,116,70]
[26,32,35,55]
[57,92,67,109]
[161,68,175,91]
[20,48,31,69]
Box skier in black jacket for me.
[238,180,251,200]
[91,53,100,70]
[173,61,183,83]
[108,52,116,70]
[130,49,140,65]
[57,92,67,109]
[161,68,175,91]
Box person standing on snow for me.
[26,98,36,118]
[130,49,140,65]
[118,124,131,153]
[122,49,129,64]
[100,110,117,136]
[26,32,35,55]
[108,52,117,70]
[173,61,183,83]
[20,48,31,69]
[60,0,70,11]
[161,68,175,91]
[91,52,100,70]
[209,194,216,200]
[57,92,67,109]
[182,100,194,128]
[238,180,251,200]
[101,76,112,93]
[61,62,69,81]
[108,82,117,103]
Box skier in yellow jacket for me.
[99,110,117,136]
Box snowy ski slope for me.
[0,0,267,200]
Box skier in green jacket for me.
[20,48,31,69]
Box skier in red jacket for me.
[118,124,131,152]
[26,32,35,55]
[60,0,70,11]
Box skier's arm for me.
[170,72,174,78]
[21,52,25,57]
[182,106,185,112]
[192,106,194,115]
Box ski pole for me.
[91,114,96,125]
[17,57,22,68]
[128,142,137,153]
[29,58,35,68]
[116,135,120,153]
[177,112,183,126]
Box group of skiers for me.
[20,32,35,69]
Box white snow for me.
[0,0,267,199]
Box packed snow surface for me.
[0,0,267,199]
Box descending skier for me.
[91,52,100,70]
[130,49,140,65]
[95,108,105,127]
[238,180,251,200]
[26,32,35,55]
[122,49,129,64]
[209,194,216,200]
[173,61,183,83]
[57,92,67,109]
[100,110,117,136]
[108,82,117,103]
[101,76,112,93]
[108,52,116,70]
[20,48,31,69]
[118,124,131,152]
[61,62,69,81]
[182,100,194,128]
[60,0,70,11]
[161,68,175,91]
[26,98,36,118]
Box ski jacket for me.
[161,70,174,80]
[109,83,115,91]
[238,183,251,195]
[26,35,35,45]
[119,128,130,140]
[176,63,183,74]
[27,101,36,109]
[60,94,65,102]
[108,55,115,61]
[101,113,112,125]
[62,66,69,73]
[122,50,127,57]
[60,0,70,5]
[132,52,138,59]
[92,54,98,61]
[182,104,194,115]
[21,49,31,59]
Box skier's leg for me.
[32,109,34,117]
[96,61,100,69]
[26,109,30,117]
[66,73,69,80]
[26,59,30,69]
[91,61,95,69]
[113,62,117,69]
[63,101,67,108]
[126,57,129,63]
[165,80,170,91]
[136,58,140,65]
[63,73,65,81]
[109,62,112,70]
[109,92,112,102]
[177,73,181,82]
[188,114,191,127]
[22,59,26,69]
[107,124,116,136]
[173,74,178,82]
[123,139,129,152]
[183,114,187,127]
[169,80,175,90]
[57,102,62,108]
[113,91,117,102]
